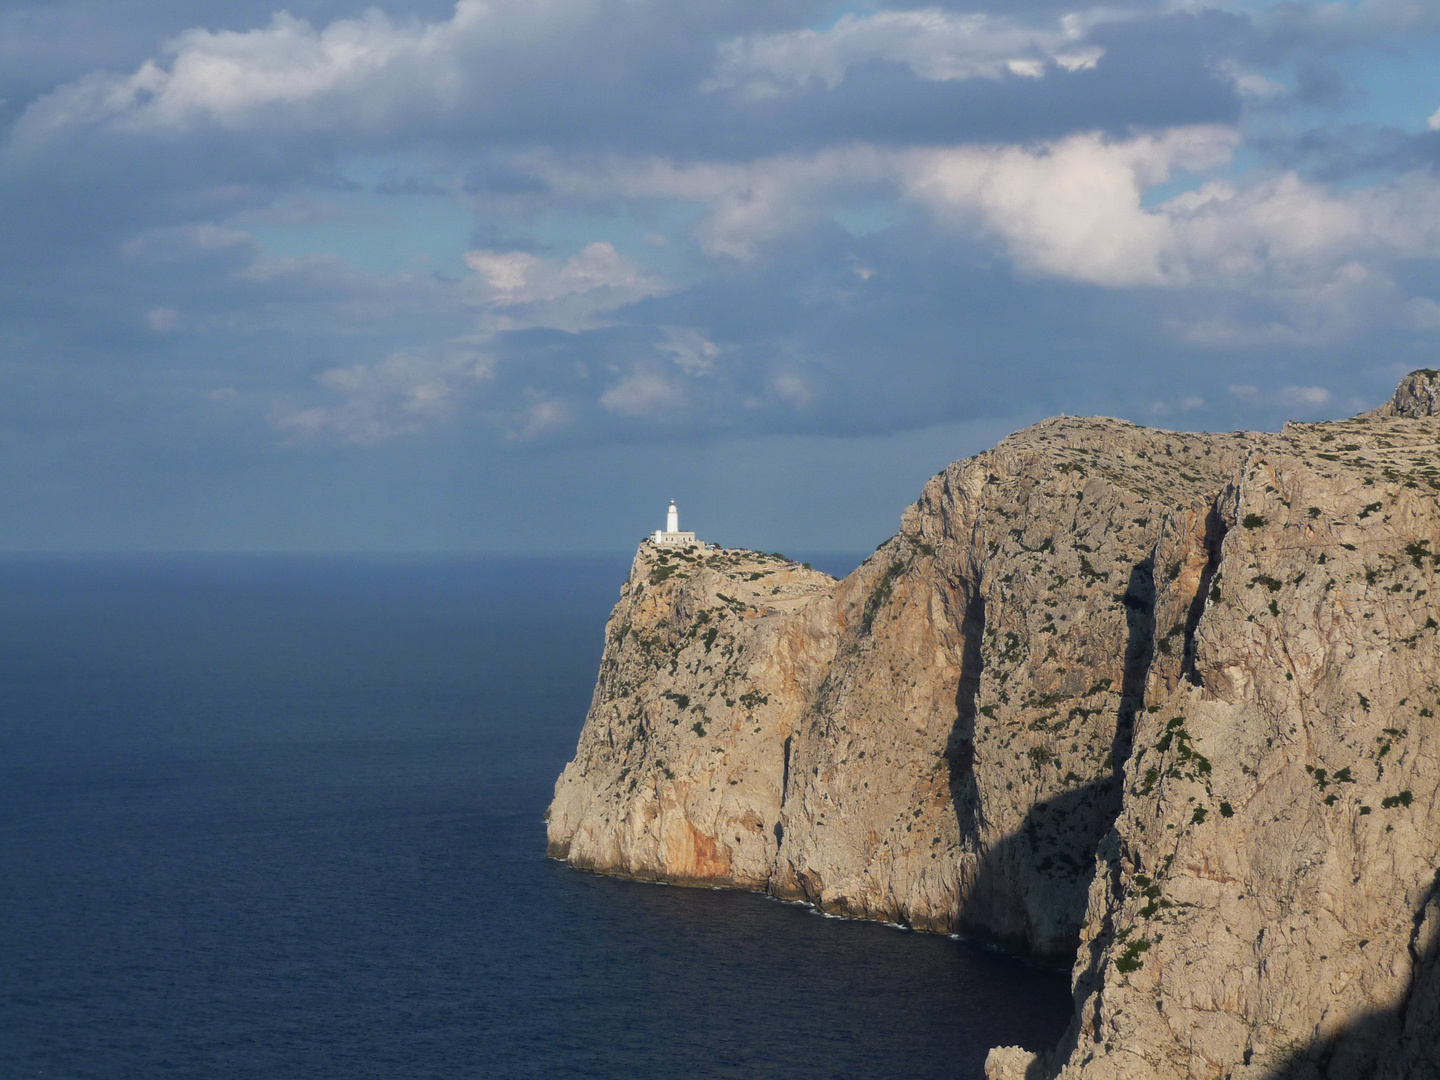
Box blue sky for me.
[1,0,1438,553]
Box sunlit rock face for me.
[549,372,1440,1080]
[1369,368,1439,419]
[547,543,840,889]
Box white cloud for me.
[901,127,1238,286]
[536,130,1236,282]
[11,0,593,142]
[657,327,719,376]
[1225,382,1334,413]
[904,131,1440,295]
[1170,261,1402,347]
[705,8,1112,95]
[1280,384,1332,406]
[1144,392,1206,416]
[770,371,813,408]
[1430,104,1440,131]
[20,8,435,136]
[463,241,667,331]
[1234,73,1286,99]
[502,393,571,441]
[599,371,686,416]
[523,128,1440,346]
[594,327,718,418]
[531,131,1240,282]
[1159,176,1440,285]
[272,350,493,444]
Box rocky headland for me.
[548,371,1440,1080]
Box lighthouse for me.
[653,500,698,548]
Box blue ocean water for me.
[0,556,1070,1080]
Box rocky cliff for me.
[548,371,1440,1080]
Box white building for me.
[652,500,698,547]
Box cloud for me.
[657,327,720,376]
[1228,382,1334,413]
[900,126,1236,285]
[905,131,1440,296]
[112,220,468,335]
[1280,384,1332,406]
[8,0,1247,168]
[272,350,494,444]
[769,370,814,408]
[121,223,257,262]
[502,393,571,441]
[598,371,687,416]
[528,126,1440,307]
[522,147,895,259]
[1143,392,1205,416]
[0,0,1438,495]
[705,8,1112,95]
[463,241,667,331]
[145,306,180,331]
[527,130,1223,280]
[10,0,735,152]
[17,6,470,138]
[1168,261,1400,347]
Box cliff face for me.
[548,371,1440,1080]
[547,545,839,888]
[1039,407,1440,1080]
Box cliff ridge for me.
[549,371,1440,1079]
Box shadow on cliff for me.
[1257,868,1440,1080]
[943,559,1156,968]
[951,781,1115,965]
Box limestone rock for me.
[1369,368,1440,418]
[987,1046,1043,1080]
[548,371,1440,1079]
[1047,413,1440,1080]
[547,544,838,887]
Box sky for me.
[1,0,1438,554]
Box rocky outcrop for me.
[1369,368,1439,418]
[548,372,1440,1079]
[547,545,839,887]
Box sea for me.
[0,555,1071,1080]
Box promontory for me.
[549,371,1440,1080]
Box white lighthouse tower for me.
[653,500,698,548]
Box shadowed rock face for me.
[549,372,1440,1080]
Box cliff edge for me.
[548,370,1440,1079]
